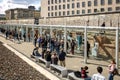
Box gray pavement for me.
[0,35,120,80]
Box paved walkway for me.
[0,34,120,80]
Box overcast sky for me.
[0,0,41,14]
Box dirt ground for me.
[0,41,50,80]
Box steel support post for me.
[26,26,28,42]
[64,27,67,53]
[84,26,87,64]
[115,27,119,69]
[32,26,34,43]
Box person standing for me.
[51,52,58,65]
[101,22,105,34]
[23,33,26,42]
[87,41,90,58]
[54,39,60,55]
[91,66,106,80]
[108,59,116,80]
[70,39,76,55]
[28,32,31,42]
[59,49,66,67]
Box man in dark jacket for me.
[59,49,66,67]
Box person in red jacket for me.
[81,66,89,78]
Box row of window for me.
[48,0,74,4]
[48,7,120,17]
[48,1,120,11]
[48,0,120,5]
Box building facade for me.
[5,8,40,20]
[0,14,6,20]
[41,0,120,18]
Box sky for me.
[0,0,41,14]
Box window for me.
[48,13,50,17]
[77,10,80,14]
[82,10,85,14]
[72,3,75,8]
[67,4,70,9]
[55,12,57,16]
[63,0,65,2]
[77,2,80,8]
[88,1,91,7]
[72,11,74,15]
[88,9,91,13]
[59,0,61,3]
[82,2,85,7]
[108,0,112,5]
[94,0,98,6]
[94,9,98,12]
[51,12,53,16]
[59,12,61,16]
[101,0,105,5]
[67,11,70,15]
[48,7,50,11]
[63,11,65,16]
[116,0,120,3]
[101,8,105,12]
[67,0,70,2]
[48,0,50,5]
[51,0,53,4]
[108,7,112,11]
[51,6,54,10]
[63,4,65,9]
[59,5,61,10]
[55,5,57,10]
[116,7,120,11]
[55,0,57,3]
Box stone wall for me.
[1,13,120,27]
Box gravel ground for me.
[0,41,50,80]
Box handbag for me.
[112,68,119,75]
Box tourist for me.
[5,30,9,39]
[34,36,37,47]
[41,37,48,52]
[23,32,26,42]
[91,66,106,80]
[50,38,55,52]
[108,59,116,80]
[59,49,66,67]
[32,47,41,56]
[45,51,51,68]
[101,22,105,34]
[81,66,89,78]
[38,36,42,47]
[70,39,76,55]
[28,32,30,42]
[87,41,90,58]
[51,52,58,65]
[54,39,60,55]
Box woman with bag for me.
[108,59,117,80]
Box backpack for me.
[112,68,119,75]
[74,71,81,78]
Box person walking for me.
[91,66,106,80]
